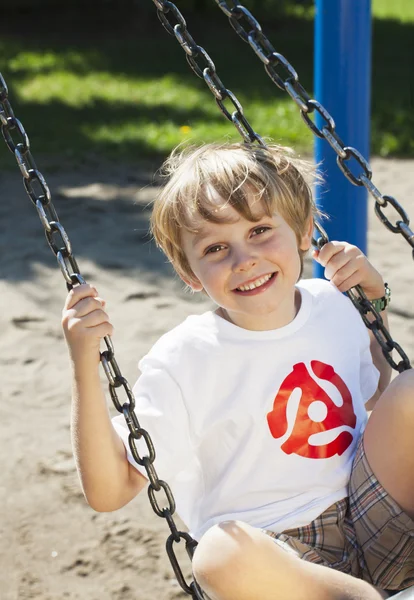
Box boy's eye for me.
[205,244,224,255]
[252,226,271,236]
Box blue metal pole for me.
[313,0,372,278]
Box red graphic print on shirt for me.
[267,361,356,459]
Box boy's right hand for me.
[62,284,114,366]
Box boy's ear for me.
[180,274,204,292]
[299,217,314,251]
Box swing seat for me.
[389,586,414,599]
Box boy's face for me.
[180,187,312,331]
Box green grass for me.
[372,0,414,22]
[0,32,313,162]
[0,2,413,165]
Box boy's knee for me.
[192,520,256,591]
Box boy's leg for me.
[193,520,389,600]
[363,369,414,519]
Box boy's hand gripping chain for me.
[0,73,205,600]
[152,0,411,373]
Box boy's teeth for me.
[237,273,272,291]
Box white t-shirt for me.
[112,279,379,541]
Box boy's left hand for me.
[312,241,385,300]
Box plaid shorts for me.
[264,434,414,593]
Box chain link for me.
[214,0,412,372]
[0,70,204,599]
[166,531,204,597]
[301,99,335,139]
[346,287,411,372]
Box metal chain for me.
[214,1,414,263]
[346,287,410,372]
[213,0,412,373]
[151,0,328,244]
[0,72,204,600]
[152,0,266,147]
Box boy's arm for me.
[71,362,148,511]
[63,284,147,512]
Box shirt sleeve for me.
[111,362,193,482]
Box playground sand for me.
[1,157,413,599]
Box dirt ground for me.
[1,157,413,600]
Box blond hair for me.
[151,142,323,283]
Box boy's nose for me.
[233,251,257,273]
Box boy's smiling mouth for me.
[233,272,277,294]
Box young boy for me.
[62,143,414,600]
